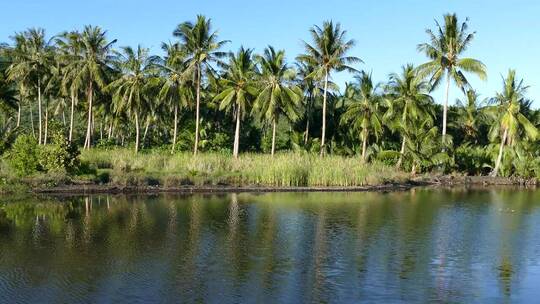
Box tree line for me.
[0,13,539,177]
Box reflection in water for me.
[1,189,540,303]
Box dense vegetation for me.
[1,13,540,189]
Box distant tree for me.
[253,46,302,156]
[213,47,257,158]
[173,15,228,155]
[340,71,382,162]
[298,21,361,155]
[417,13,486,147]
[487,70,538,177]
[108,45,156,153]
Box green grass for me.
[79,149,408,187]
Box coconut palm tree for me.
[455,89,484,143]
[107,45,156,153]
[7,28,55,144]
[213,47,257,158]
[155,42,192,153]
[295,58,320,145]
[488,70,538,177]
[173,15,228,155]
[340,71,383,162]
[385,64,434,168]
[56,30,84,142]
[297,21,361,155]
[63,26,116,149]
[253,46,302,156]
[417,13,487,147]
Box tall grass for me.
[80,149,408,187]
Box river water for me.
[1,189,540,303]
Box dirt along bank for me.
[22,175,537,196]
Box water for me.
[1,189,540,303]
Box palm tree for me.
[7,28,54,144]
[455,89,484,143]
[107,45,156,153]
[488,70,538,177]
[56,30,83,142]
[253,46,302,156]
[213,47,257,158]
[295,59,319,145]
[385,64,434,168]
[340,71,382,162]
[417,13,487,147]
[173,15,228,155]
[156,42,192,153]
[64,26,116,149]
[298,21,361,155]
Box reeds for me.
[80,149,408,187]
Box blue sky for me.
[2,0,540,106]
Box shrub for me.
[5,134,39,176]
[38,133,80,173]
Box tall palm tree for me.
[107,45,156,153]
[340,71,383,162]
[64,26,116,149]
[156,42,191,153]
[173,15,228,155]
[385,64,434,168]
[295,58,320,145]
[213,47,257,158]
[56,30,83,142]
[298,21,361,155]
[253,46,302,156]
[7,28,54,144]
[417,13,487,146]
[488,70,538,177]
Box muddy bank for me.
[24,175,537,196]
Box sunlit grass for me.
[80,149,408,187]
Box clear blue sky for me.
[2,0,540,106]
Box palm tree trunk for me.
[442,74,450,146]
[84,82,93,150]
[142,119,150,143]
[30,102,35,137]
[43,99,48,145]
[233,107,241,158]
[194,64,201,156]
[37,79,42,145]
[135,111,140,153]
[304,91,312,145]
[108,121,113,140]
[491,127,508,177]
[16,102,21,127]
[271,118,277,157]
[411,162,417,175]
[69,92,75,142]
[361,129,368,162]
[100,120,103,141]
[396,137,406,168]
[320,69,329,156]
[172,104,178,154]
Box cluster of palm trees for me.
[0,13,538,177]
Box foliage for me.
[5,134,39,176]
[1,13,540,184]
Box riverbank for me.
[1,175,536,196]
[1,149,538,195]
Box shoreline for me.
[22,175,537,196]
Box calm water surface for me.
[2,189,540,303]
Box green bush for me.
[5,134,39,176]
[4,133,80,177]
[455,144,491,175]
